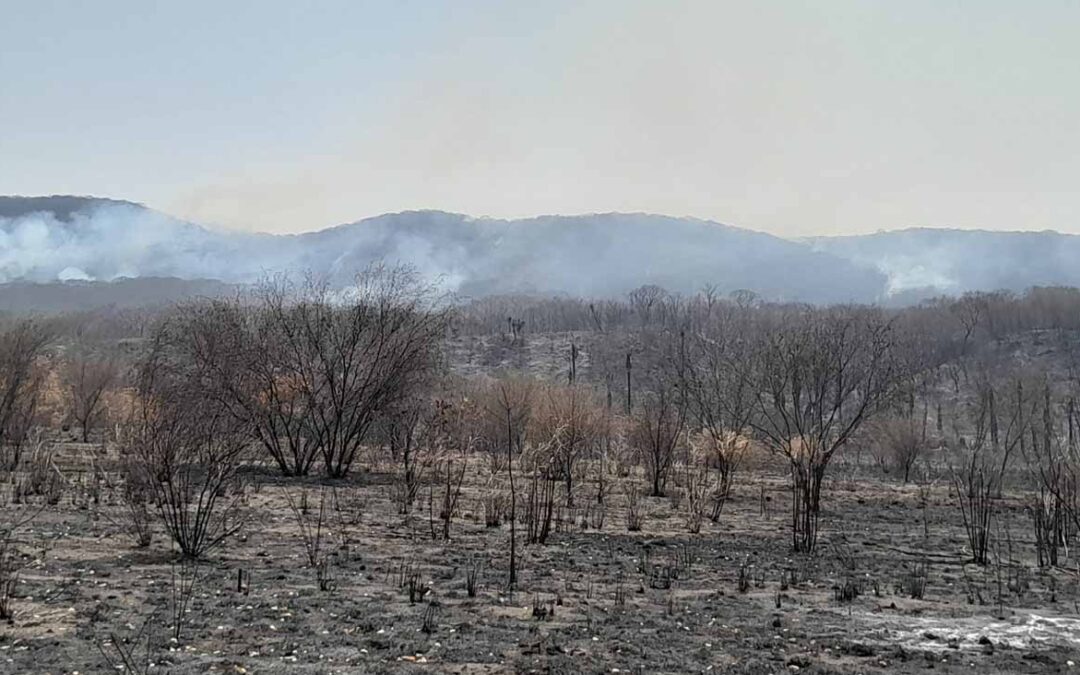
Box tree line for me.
[4,273,1080,564]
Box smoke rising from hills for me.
[3,196,1078,306]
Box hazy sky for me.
[2,1,1077,236]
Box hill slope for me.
[7,196,1080,306]
[0,197,885,303]
[809,228,1080,301]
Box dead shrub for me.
[401,392,477,540]
[624,481,645,532]
[903,560,929,599]
[284,487,329,568]
[737,558,751,594]
[168,559,200,642]
[947,378,1028,565]
[681,461,713,534]
[481,485,508,528]
[465,556,484,598]
[529,383,606,506]
[381,397,436,515]
[0,319,53,472]
[522,461,558,544]
[317,557,336,592]
[96,611,161,675]
[120,332,251,558]
[61,349,118,443]
[14,435,64,506]
[0,535,24,621]
[871,414,927,483]
[631,387,684,497]
[109,457,156,548]
[421,600,440,633]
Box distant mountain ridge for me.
[0,196,882,303]
[0,195,142,221]
[1,195,1076,307]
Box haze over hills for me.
[0,195,1075,310]
[808,229,1080,302]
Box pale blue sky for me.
[2,1,1077,235]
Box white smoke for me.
[0,203,902,303]
[809,228,1080,301]
[0,203,284,283]
[57,266,92,281]
[0,203,476,292]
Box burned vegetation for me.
[3,279,1080,673]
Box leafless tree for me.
[0,319,53,469]
[232,292,326,477]
[951,293,988,355]
[164,267,449,479]
[681,310,755,517]
[530,383,605,506]
[474,376,533,472]
[1020,382,1069,567]
[477,377,534,587]
[869,327,942,483]
[120,328,251,558]
[628,285,669,327]
[154,295,321,477]
[1023,381,1080,568]
[378,396,436,515]
[101,448,157,548]
[632,385,685,497]
[276,268,450,478]
[0,497,43,621]
[430,395,477,539]
[61,348,117,442]
[947,374,1033,565]
[747,307,897,554]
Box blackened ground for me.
[2,452,1077,674]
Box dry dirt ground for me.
[3,449,1079,674]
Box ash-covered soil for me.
[2,454,1078,674]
